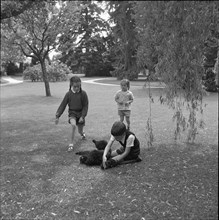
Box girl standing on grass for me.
[115,79,134,130]
[55,76,89,152]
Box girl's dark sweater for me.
[56,89,88,118]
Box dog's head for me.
[92,139,107,150]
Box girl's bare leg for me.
[126,116,130,130]
[69,118,77,145]
[120,115,124,122]
[78,124,85,138]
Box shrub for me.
[47,62,71,82]
[110,67,138,81]
[202,69,218,92]
[23,62,71,82]
[6,62,20,75]
[23,65,42,82]
[85,63,114,77]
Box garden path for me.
[0,76,23,86]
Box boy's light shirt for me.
[110,134,135,148]
[115,90,134,110]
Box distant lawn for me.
[0,78,218,219]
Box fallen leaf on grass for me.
[166,200,173,206]
[109,201,114,206]
[142,182,152,188]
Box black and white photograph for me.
[1,1,218,219]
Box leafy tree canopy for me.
[107,1,139,80]
[58,1,113,76]
[2,1,82,96]
[1,0,38,21]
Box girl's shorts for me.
[118,110,131,117]
[68,111,85,125]
[68,117,85,126]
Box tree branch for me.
[24,40,38,56]
[13,41,35,59]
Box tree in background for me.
[214,50,219,85]
[1,1,34,75]
[3,1,81,96]
[134,1,219,144]
[107,1,139,80]
[202,24,219,92]
[58,1,113,77]
[1,0,37,21]
[1,21,24,75]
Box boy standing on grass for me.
[55,76,89,152]
[115,79,134,130]
[101,121,141,169]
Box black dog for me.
[92,139,108,150]
[75,139,108,166]
[76,139,142,167]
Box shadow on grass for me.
[1,81,218,219]
[1,135,218,219]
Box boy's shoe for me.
[135,156,142,162]
[67,144,74,152]
[81,132,86,140]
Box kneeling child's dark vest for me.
[119,131,140,156]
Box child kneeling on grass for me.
[101,121,141,169]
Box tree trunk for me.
[19,62,24,73]
[40,60,51,96]
[215,50,219,86]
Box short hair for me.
[111,121,126,136]
[120,79,130,89]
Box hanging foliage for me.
[134,1,219,143]
[144,77,154,147]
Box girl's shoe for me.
[68,144,74,152]
[81,133,86,140]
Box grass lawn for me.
[0,77,218,220]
